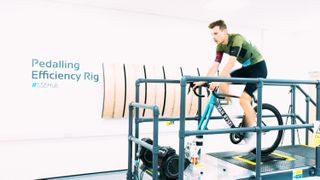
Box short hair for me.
[208,20,227,30]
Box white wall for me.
[0,1,213,179]
[0,0,213,140]
[0,0,318,179]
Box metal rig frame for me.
[127,76,320,180]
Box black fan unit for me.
[138,138,190,180]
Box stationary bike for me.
[190,82,283,155]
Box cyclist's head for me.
[208,20,228,45]
[208,20,227,30]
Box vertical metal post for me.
[317,81,320,124]
[196,81,203,154]
[255,79,263,180]
[152,106,160,180]
[306,96,310,145]
[291,85,296,145]
[198,84,202,121]
[127,104,134,180]
[316,81,320,176]
[178,77,187,180]
[316,146,320,176]
[134,80,140,176]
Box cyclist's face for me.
[210,26,227,45]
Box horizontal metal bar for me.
[139,114,308,124]
[257,78,318,85]
[130,102,158,110]
[185,127,256,136]
[134,76,318,86]
[139,116,196,122]
[137,78,180,84]
[183,76,259,83]
[139,114,302,123]
[141,114,284,122]
[262,124,313,131]
[294,115,315,133]
[134,76,319,85]
[262,83,297,87]
[183,76,318,85]
[184,124,313,137]
[280,114,293,118]
[129,136,153,151]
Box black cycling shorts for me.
[230,60,267,97]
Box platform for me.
[40,145,318,180]
[206,145,317,179]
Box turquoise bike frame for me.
[197,92,215,130]
[197,91,237,131]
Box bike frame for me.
[197,91,237,130]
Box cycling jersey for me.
[215,34,263,66]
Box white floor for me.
[0,131,241,179]
[0,118,316,180]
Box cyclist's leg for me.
[228,67,249,104]
[219,75,232,103]
[228,61,267,126]
[235,61,268,127]
[238,86,257,151]
[221,67,248,103]
[240,88,256,127]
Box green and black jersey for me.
[215,34,263,66]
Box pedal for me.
[233,123,245,139]
[235,133,244,139]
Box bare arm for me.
[206,61,220,77]
[220,56,236,77]
[192,61,220,90]
[207,56,236,91]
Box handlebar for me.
[188,82,239,99]
[188,82,210,98]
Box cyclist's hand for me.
[192,81,205,91]
[209,82,219,91]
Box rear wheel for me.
[251,103,283,155]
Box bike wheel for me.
[251,103,283,155]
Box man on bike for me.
[193,20,268,148]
